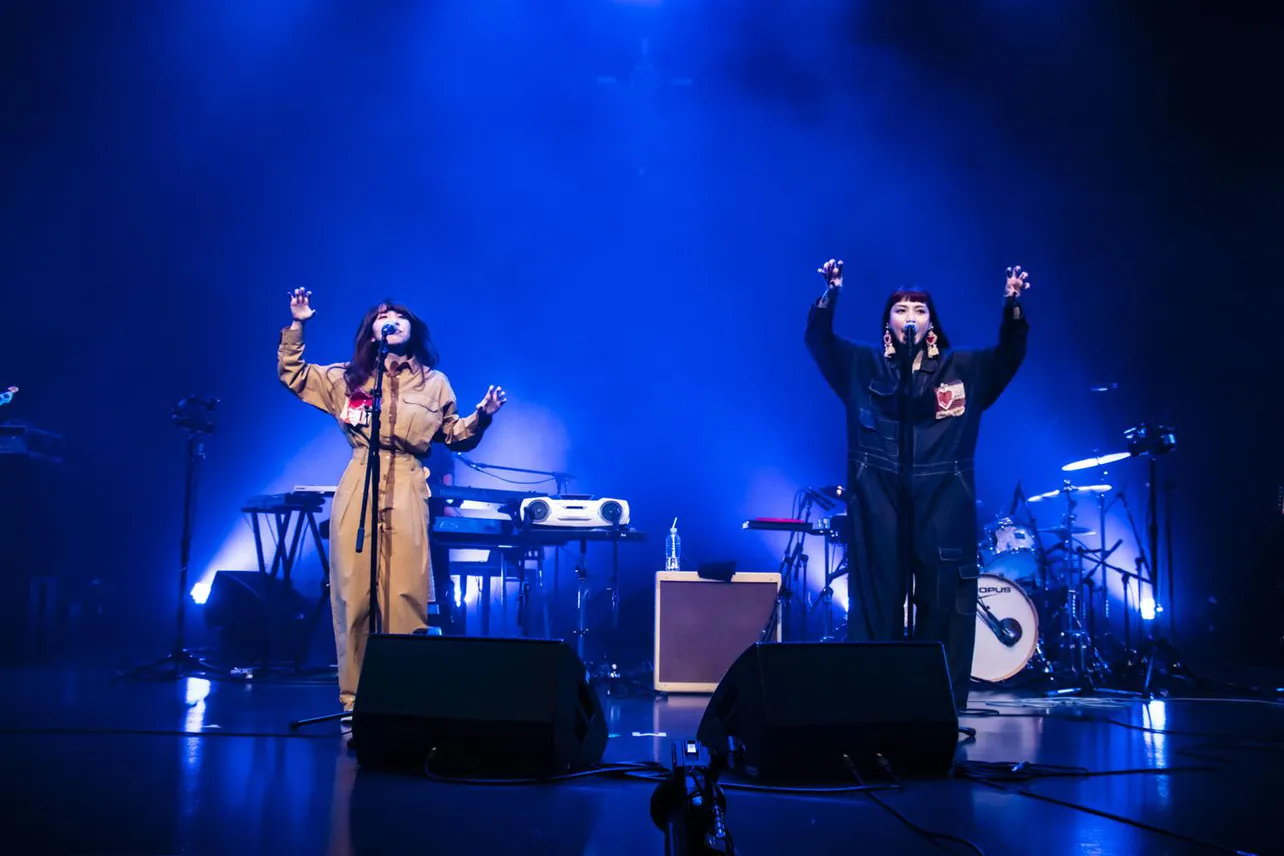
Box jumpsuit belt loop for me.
[845,452,975,478]
[912,458,975,477]
[349,448,427,473]
[848,449,899,475]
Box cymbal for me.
[1027,484,1112,502]
[1039,525,1095,536]
[1062,452,1130,472]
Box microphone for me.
[902,321,917,359]
[380,323,398,339]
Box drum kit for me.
[970,437,1167,691]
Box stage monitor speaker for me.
[352,635,609,777]
[696,641,959,782]
[203,570,310,660]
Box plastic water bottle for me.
[665,518,681,571]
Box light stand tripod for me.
[116,397,225,682]
[1125,424,1195,695]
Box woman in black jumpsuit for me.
[806,260,1030,710]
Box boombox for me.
[519,496,630,528]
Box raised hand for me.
[1005,265,1031,298]
[817,258,844,288]
[289,287,316,322]
[477,385,508,416]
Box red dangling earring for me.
[926,328,939,358]
[883,326,895,358]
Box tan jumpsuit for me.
[277,325,491,708]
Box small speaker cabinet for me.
[653,571,781,692]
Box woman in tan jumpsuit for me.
[278,288,506,710]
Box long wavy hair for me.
[343,300,440,392]
[880,289,952,351]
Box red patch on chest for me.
[934,381,967,419]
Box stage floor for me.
[1,662,1280,856]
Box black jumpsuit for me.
[805,289,1028,709]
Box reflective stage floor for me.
[1,662,1281,856]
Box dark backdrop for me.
[1,0,1279,668]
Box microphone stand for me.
[290,335,391,732]
[116,397,228,682]
[897,325,917,640]
[355,331,391,638]
[454,454,576,496]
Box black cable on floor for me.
[955,761,1252,855]
[848,756,986,856]
[861,788,986,856]
[421,759,667,786]
[1098,717,1284,744]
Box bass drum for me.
[971,573,1040,683]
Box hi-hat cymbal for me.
[1039,525,1095,536]
[1062,452,1130,472]
[1027,484,1112,502]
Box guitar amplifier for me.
[653,571,781,693]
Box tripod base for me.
[114,648,231,683]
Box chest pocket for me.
[401,395,443,447]
[859,379,900,442]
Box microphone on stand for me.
[901,321,917,368]
[379,322,397,354]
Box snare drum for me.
[980,518,1038,584]
[971,573,1040,682]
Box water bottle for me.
[665,518,681,571]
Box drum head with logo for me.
[972,573,1039,683]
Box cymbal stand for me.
[1010,483,1052,592]
[1075,490,1133,667]
[1045,486,1110,690]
